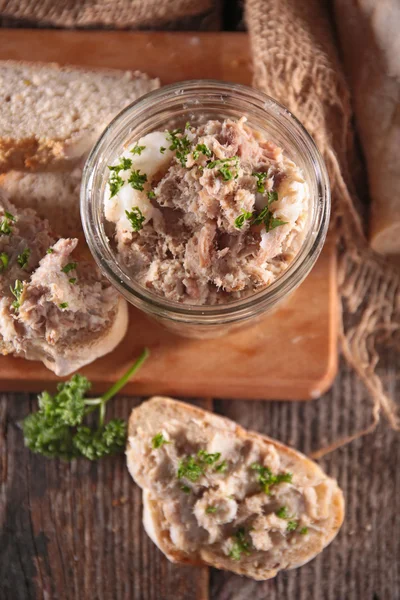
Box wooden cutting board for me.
[0,30,338,400]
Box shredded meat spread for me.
[104,117,309,305]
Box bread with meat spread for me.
[126,397,345,580]
[0,196,128,375]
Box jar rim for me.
[81,80,330,324]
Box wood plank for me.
[0,394,211,600]
[0,30,337,400]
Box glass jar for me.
[81,81,330,339]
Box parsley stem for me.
[101,348,150,404]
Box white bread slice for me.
[0,197,128,376]
[0,169,82,238]
[0,61,159,172]
[127,397,344,580]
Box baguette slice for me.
[0,169,82,238]
[127,397,344,580]
[0,197,128,375]
[0,61,159,172]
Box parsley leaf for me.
[10,279,24,311]
[160,146,166,154]
[69,278,77,285]
[287,520,298,532]
[300,527,309,535]
[152,432,169,449]
[177,456,204,482]
[0,211,16,236]
[0,252,9,272]
[193,143,212,160]
[61,262,77,274]
[47,248,54,254]
[229,528,252,561]
[234,210,253,229]
[207,156,240,181]
[181,485,191,494]
[205,506,217,514]
[166,128,191,167]
[22,348,150,461]
[109,157,132,172]
[251,463,293,495]
[147,190,156,200]
[215,460,228,473]
[131,143,145,156]
[128,169,147,191]
[125,207,145,232]
[197,450,221,465]
[253,171,269,194]
[276,506,290,519]
[17,248,30,269]
[108,171,124,198]
[59,302,69,309]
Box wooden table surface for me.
[0,30,399,600]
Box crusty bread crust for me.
[127,397,345,581]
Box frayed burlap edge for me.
[246,0,399,458]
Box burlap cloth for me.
[0,0,398,450]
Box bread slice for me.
[127,397,344,580]
[0,61,159,172]
[0,197,128,375]
[0,168,82,238]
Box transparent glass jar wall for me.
[81,81,330,339]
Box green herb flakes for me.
[234,210,253,229]
[205,506,217,514]
[276,506,290,520]
[251,463,293,495]
[17,248,30,269]
[152,432,169,449]
[207,156,239,181]
[287,520,298,532]
[59,302,69,310]
[47,248,54,254]
[181,485,191,494]
[299,527,309,535]
[160,146,166,154]
[252,171,270,194]
[0,252,9,272]
[10,279,23,312]
[166,128,191,167]
[229,528,252,561]
[69,278,77,285]
[128,169,148,191]
[147,190,156,200]
[61,262,77,274]
[108,171,124,198]
[193,143,212,160]
[215,460,228,473]
[125,207,145,232]
[131,143,145,156]
[0,211,16,236]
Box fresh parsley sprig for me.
[251,463,293,495]
[22,348,150,461]
[125,207,145,232]
[0,211,16,236]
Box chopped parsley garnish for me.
[234,210,253,229]
[152,432,169,449]
[21,348,149,461]
[0,252,9,272]
[128,169,147,191]
[215,460,228,473]
[205,506,217,514]
[300,527,309,535]
[253,171,270,194]
[181,485,191,494]
[229,528,252,561]
[251,463,293,495]
[108,171,124,198]
[177,449,224,482]
[59,302,69,310]
[234,191,286,232]
[17,248,30,269]
[107,158,133,197]
[69,278,77,285]
[47,248,54,254]
[276,506,290,519]
[61,262,77,274]
[185,122,191,130]
[125,207,145,232]
[166,128,191,167]
[131,143,145,156]
[147,190,156,200]
[10,279,23,311]
[0,211,16,236]
[287,520,298,532]
[193,143,212,160]
[160,146,166,154]
[207,156,239,181]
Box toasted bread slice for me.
[127,397,344,580]
[0,61,159,172]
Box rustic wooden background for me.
[0,2,399,599]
